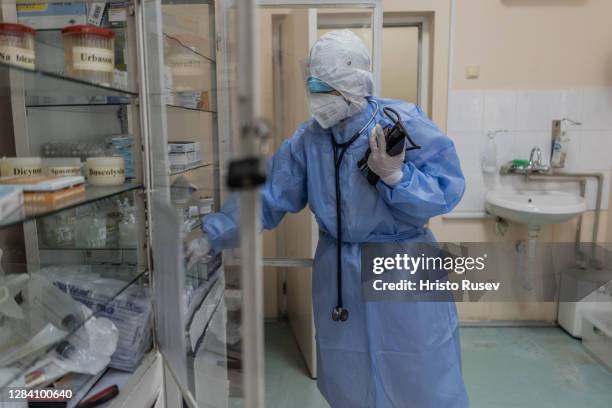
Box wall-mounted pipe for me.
[527,172,604,267]
[527,172,604,245]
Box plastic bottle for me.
[481,131,498,173]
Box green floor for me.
[265,322,612,408]
[265,322,328,408]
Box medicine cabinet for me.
[0,0,256,407]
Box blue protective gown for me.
[203,97,469,407]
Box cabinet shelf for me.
[0,182,142,230]
[162,0,214,4]
[166,103,217,114]
[73,351,158,408]
[0,265,148,393]
[26,96,131,108]
[163,32,216,65]
[0,62,137,101]
[34,22,128,33]
[169,161,213,176]
[39,245,137,251]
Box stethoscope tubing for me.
[329,99,379,322]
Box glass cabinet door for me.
[142,0,264,406]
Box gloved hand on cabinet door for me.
[185,235,211,270]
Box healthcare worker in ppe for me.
[190,30,469,407]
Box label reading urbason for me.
[72,46,114,72]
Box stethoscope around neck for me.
[329,99,379,322]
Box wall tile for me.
[495,130,516,166]
[447,90,484,132]
[581,88,612,130]
[576,131,612,171]
[454,171,485,212]
[483,91,517,132]
[584,171,610,210]
[562,130,583,172]
[513,131,550,160]
[559,89,585,124]
[515,90,562,131]
[451,130,483,174]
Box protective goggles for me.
[307,77,334,93]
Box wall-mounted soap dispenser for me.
[550,118,581,168]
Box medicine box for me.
[168,142,203,171]
[17,2,87,30]
[173,91,211,111]
[168,141,201,154]
[169,151,202,168]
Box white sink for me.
[485,190,587,225]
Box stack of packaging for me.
[106,285,153,372]
[168,142,202,173]
[173,91,211,111]
[42,266,153,372]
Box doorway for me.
[258,4,434,387]
[317,12,431,113]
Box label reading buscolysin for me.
[88,167,124,177]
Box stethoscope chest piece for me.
[332,306,349,322]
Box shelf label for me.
[72,46,114,72]
[0,46,35,70]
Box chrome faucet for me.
[528,147,550,172]
[499,146,550,174]
[529,147,542,168]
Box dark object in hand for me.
[358,106,421,185]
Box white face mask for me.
[309,93,351,129]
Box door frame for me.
[258,0,383,94]
[382,13,432,115]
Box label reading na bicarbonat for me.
[72,46,114,72]
[0,46,35,70]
